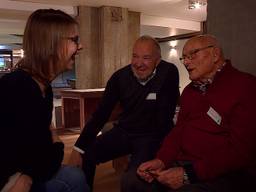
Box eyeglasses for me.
[66,35,80,45]
[179,45,215,63]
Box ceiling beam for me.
[156,31,203,42]
[155,22,206,42]
[141,14,201,32]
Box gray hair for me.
[136,35,161,57]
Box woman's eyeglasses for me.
[66,35,80,45]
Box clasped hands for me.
[137,159,185,189]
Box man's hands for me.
[137,159,186,190]
[137,159,165,183]
[68,149,83,168]
[156,167,185,189]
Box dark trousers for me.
[82,127,162,191]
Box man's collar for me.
[192,61,226,92]
[137,68,157,86]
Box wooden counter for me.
[60,88,121,130]
[60,88,104,130]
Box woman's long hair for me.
[17,9,78,85]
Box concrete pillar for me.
[76,6,100,89]
[99,6,129,86]
[76,6,140,89]
[128,11,141,62]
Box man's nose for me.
[134,58,144,67]
[183,58,191,69]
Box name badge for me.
[207,107,222,125]
[146,93,156,100]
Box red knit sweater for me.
[157,61,256,181]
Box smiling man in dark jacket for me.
[69,35,180,192]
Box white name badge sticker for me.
[146,93,156,100]
[207,107,222,125]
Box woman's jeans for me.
[31,166,90,192]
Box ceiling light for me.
[188,0,207,9]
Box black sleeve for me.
[0,75,63,182]
[0,79,12,188]
[20,142,64,181]
[75,72,120,150]
[156,63,180,139]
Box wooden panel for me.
[61,88,122,130]
[62,98,80,128]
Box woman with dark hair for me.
[0,9,89,192]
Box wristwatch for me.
[183,171,190,185]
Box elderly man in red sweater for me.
[137,34,256,192]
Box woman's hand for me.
[9,174,32,192]
[68,149,83,168]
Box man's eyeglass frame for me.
[179,45,215,62]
